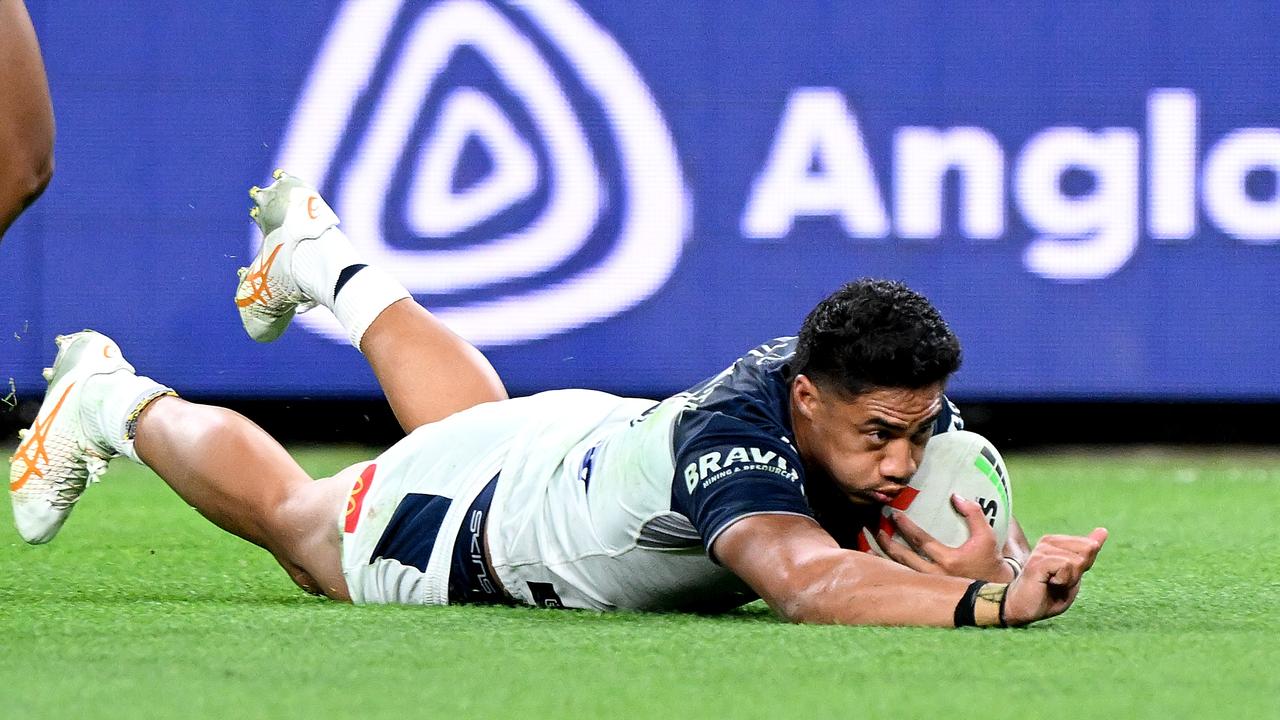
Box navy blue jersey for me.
[669,337,962,553]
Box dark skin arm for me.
[0,0,55,241]
[715,513,1107,627]
[1006,516,1031,563]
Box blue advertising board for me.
[2,1,1279,400]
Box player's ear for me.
[791,374,820,419]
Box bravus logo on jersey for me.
[684,447,801,494]
[266,0,688,346]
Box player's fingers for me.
[1038,531,1109,571]
[1038,533,1091,546]
[889,510,944,557]
[1026,544,1074,582]
[878,530,937,573]
[1034,543,1095,590]
[1046,561,1081,589]
[1034,548,1077,588]
[1038,534,1103,557]
[951,494,992,541]
[1078,528,1109,571]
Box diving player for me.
[9,173,1107,628]
[0,0,55,244]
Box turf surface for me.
[3,446,1278,719]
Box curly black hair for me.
[789,279,962,395]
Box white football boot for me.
[234,170,340,342]
[9,331,132,544]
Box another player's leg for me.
[234,172,507,432]
[8,331,351,600]
[0,0,55,241]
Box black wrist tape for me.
[953,580,986,627]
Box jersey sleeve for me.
[670,410,813,556]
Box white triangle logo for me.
[407,87,538,237]
[266,0,689,346]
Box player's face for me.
[790,376,943,506]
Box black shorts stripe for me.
[447,474,509,605]
[369,492,452,572]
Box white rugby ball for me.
[857,430,1013,558]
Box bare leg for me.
[244,172,506,432]
[0,0,54,240]
[360,299,508,433]
[133,395,353,601]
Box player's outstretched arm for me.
[714,514,1106,627]
[0,0,54,241]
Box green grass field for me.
[3,446,1279,719]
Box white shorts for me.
[336,389,683,610]
[337,405,511,606]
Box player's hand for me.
[879,494,1010,582]
[1002,528,1108,626]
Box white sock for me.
[291,226,363,310]
[81,371,176,464]
[291,226,410,349]
[333,265,411,350]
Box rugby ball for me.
[857,430,1012,558]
